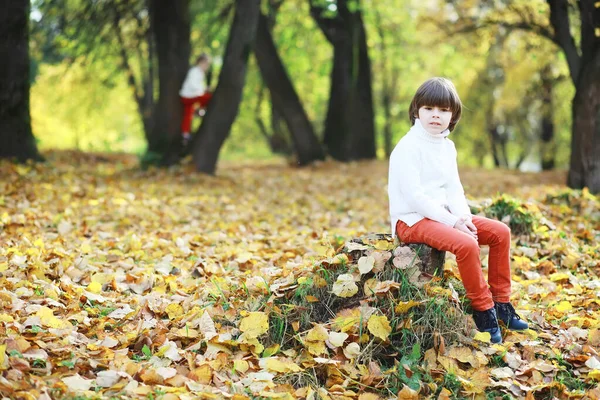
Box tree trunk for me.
[253,13,324,165]
[568,48,600,192]
[270,102,291,155]
[147,0,190,166]
[310,0,376,161]
[540,66,556,170]
[0,0,42,161]
[192,0,260,174]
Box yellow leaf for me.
[374,240,394,250]
[306,324,329,356]
[333,309,362,333]
[367,315,391,341]
[297,277,309,285]
[447,346,481,368]
[239,312,269,339]
[87,281,102,294]
[233,360,249,374]
[239,336,264,355]
[331,274,358,298]
[259,391,295,400]
[262,344,280,357]
[306,340,327,356]
[0,313,14,323]
[0,345,8,370]
[260,357,302,373]
[190,364,212,385]
[36,306,70,329]
[165,303,184,319]
[331,254,349,265]
[588,369,600,380]
[473,331,491,343]
[555,300,573,313]
[306,324,328,342]
[174,327,199,338]
[549,272,570,282]
[463,368,490,394]
[357,256,375,274]
[394,300,421,314]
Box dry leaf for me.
[358,256,375,274]
[367,315,391,341]
[332,274,358,298]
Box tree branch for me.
[547,0,581,84]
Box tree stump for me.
[349,233,446,276]
[270,232,467,368]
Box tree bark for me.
[148,0,190,166]
[310,0,376,161]
[253,13,325,165]
[270,101,292,155]
[0,0,42,161]
[547,0,600,192]
[568,48,600,192]
[192,0,260,174]
[540,66,556,170]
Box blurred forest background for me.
[2,0,599,190]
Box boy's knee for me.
[456,237,479,256]
[496,222,511,243]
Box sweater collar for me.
[411,119,451,143]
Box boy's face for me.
[198,59,211,71]
[418,105,452,135]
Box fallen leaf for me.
[331,274,358,298]
[62,374,94,392]
[367,315,391,341]
[344,342,361,359]
[239,312,269,339]
[397,384,419,399]
[358,256,375,274]
[328,331,349,348]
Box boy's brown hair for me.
[196,53,211,65]
[409,77,462,132]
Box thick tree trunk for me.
[253,13,324,165]
[0,0,42,161]
[310,0,376,161]
[147,0,190,166]
[568,48,600,193]
[192,0,260,174]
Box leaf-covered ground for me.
[0,151,599,400]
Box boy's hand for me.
[454,217,477,240]
[465,219,477,235]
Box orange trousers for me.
[180,92,212,133]
[396,216,512,311]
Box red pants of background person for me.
[180,92,212,133]
[395,216,512,312]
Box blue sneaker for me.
[473,307,503,344]
[495,302,529,330]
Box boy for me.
[388,77,528,343]
[179,53,212,143]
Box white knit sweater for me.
[179,66,207,98]
[388,119,471,236]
